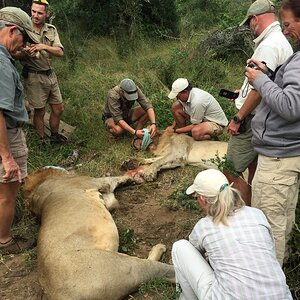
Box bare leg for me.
[172,102,189,127]
[50,103,64,134]
[131,107,149,130]
[191,122,214,141]
[0,181,21,243]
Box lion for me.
[24,168,174,300]
[129,131,228,182]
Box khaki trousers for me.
[252,154,300,266]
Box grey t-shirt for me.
[0,45,28,128]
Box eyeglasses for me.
[33,0,49,5]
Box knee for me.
[172,239,191,260]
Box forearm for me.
[175,124,194,134]
[118,119,135,135]
[44,45,64,57]
[146,108,156,124]
[236,89,261,120]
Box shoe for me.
[211,135,220,141]
[50,133,68,145]
[0,236,36,254]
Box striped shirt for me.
[189,206,292,300]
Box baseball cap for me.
[240,0,275,26]
[186,169,229,197]
[0,7,39,43]
[168,78,189,99]
[120,78,138,101]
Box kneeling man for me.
[166,78,228,140]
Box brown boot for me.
[0,236,36,254]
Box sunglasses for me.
[32,0,49,5]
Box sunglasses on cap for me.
[124,89,138,94]
[32,0,49,5]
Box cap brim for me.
[124,91,138,101]
[168,91,178,99]
[239,16,249,26]
[25,30,40,44]
[186,184,195,195]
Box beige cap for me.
[0,7,39,43]
[168,78,189,99]
[186,169,229,197]
[240,0,275,26]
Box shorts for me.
[226,115,257,173]
[206,121,224,136]
[0,128,28,183]
[104,111,134,128]
[24,71,63,109]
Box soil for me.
[0,168,202,300]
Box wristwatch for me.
[233,115,242,124]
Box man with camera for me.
[225,0,293,205]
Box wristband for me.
[134,130,137,136]
[173,128,176,133]
[151,122,156,125]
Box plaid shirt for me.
[189,206,292,300]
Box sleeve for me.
[0,64,15,111]
[46,25,64,49]
[190,100,206,124]
[106,89,124,123]
[254,54,300,122]
[136,87,153,111]
[188,220,206,253]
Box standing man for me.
[0,7,38,253]
[166,78,228,140]
[246,0,300,266]
[14,0,66,144]
[102,78,157,141]
[225,0,293,205]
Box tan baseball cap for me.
[240,0,276,26]
[186,169,229,197]
[0,7,39,43]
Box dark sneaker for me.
[0,236,36,254]
[50,133,68,145]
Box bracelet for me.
[173,128,176,133]
[134,130,137,136]
[151,122,156,125]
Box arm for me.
[25,43,63,57]
[146,108,157,137]
[0,111,22,182]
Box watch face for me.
[233,116,241,123]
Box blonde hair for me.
[204,186,245,226]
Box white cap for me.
[120,78,138,101]
[168,78,189,99]
[186,169,229,197]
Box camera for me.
[247,62,260,70]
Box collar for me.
[253,21,281,48]
[0,44,15,65]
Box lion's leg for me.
[147,244,167,261]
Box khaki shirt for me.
[103,85,152,124]
[21,23,64,71]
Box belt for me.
[28,69,52,76]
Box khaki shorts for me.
[25,71,63,109]
[252,154,300,265]
[226,115,257,173]
[0,128,28,183]
[206,121,224,136]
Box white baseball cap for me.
[168,78,189,99]
[186,169,229,197]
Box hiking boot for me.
[50,133,68,145]
[0,236,36,254]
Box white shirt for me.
[235,21,293,111]
[189,206,292,300]
[179,88,228,126]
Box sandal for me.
[0,236,36,254]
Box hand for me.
[135,129,144,139]
[2,156,22,183]
[227,120,240,135]
[149,124,157,138]
[165,126,175,133]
